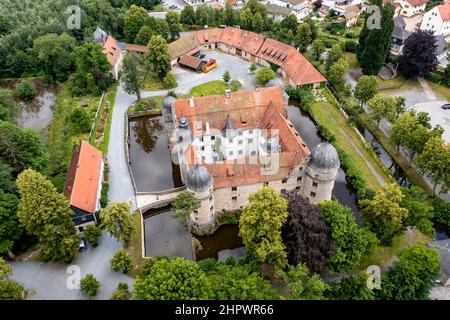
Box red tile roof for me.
[178,54,205,69]
[406,0,427,6]
[64,141,103,214]
[126,43,148,54]
[438,1,450,21]
[220,28,265,55]
[102,35,122,67]
[173,87,310,189]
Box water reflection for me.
[16,92,55,129]
[195,224,243,261]
[129,116,183,192]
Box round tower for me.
[303,142,340,203]
[185,164,215,232]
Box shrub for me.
[317,124,336,143]
[230,79,242,92]
[256,67,276,85]
[344,31,358,39]
[167,90,178,98]
[285,86,315,112]
[344,40,358,53]
[332,143,368,192]
[197,258,218,273]
[163,73,178,89]
[110,283,131,300]
[100,181,109,208]
[84,225,101,247]
[434,201,450,226]
[80,274,100,299]
[15,79,37,101]
[68,108,91,134]
[110,249,133,273]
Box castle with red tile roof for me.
[162,88,339,234]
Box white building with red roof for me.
[102,35,123,79]
[396,0,428,17]
[420,0,450,36]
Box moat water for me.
[131,105,449,261]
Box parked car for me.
[442,103,450,110]
[79,238,87,252]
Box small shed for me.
[178,54,206,72]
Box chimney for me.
[205,122,210,135]
[225,89,231,98]
[189,98,194,108]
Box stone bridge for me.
[136,186,186,212]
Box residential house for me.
[64,141,104,233]
[396,0,428,17]
[266,3,295,20]
[320,0,336,15]
[420,1,450,36]
[92,26,108,45]
[102,35,122,80]
[334,5,361,28]
[391,16,412,54]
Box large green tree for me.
[379,243,440,300]
[99,202,134,246]
[327,58,349,90]
[31,33,76,83]
[366,94,398,128]
[0,191,22,257]
[325,272,375,300]
[145,35,171,80]
[16,169,78,262]
[0,257,25,300]
[122,52,152,100]
[172,190,200,223]
[166,10,181,40]
[325,44,343,72]
[239,186,288,270]
[280,264,326,300]
[319,200,376,272]
[360,183,409,244]
[180,5,196,26]
[354,75,379,107]
[133,257,210,299]
[124,5,149,43]
[0,89,18,121]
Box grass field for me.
[124,211,144,278]
[427,80,450,101]
[143,74,166,91]
[190,80,227,97]
[310,89,391,189]
[359,227,433,271]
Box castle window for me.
[312,182,318,187]
[296,186,301,190]
[238,131,243,136]
[249,129,253,134]
[297,176,302,181]
[251,151,256,156]
[194,210,198,214]
[211,136,215,141]
[201,146,205,151]
[229,151,234,156]
[238,140,243,145]
[238,150,243,155]
[232,196,237,201]
[232,186,237,191]
[200,137,204,142]
[248,138,253,143]
[310,192,316,197]
[210,206,213,211]
[229,138,233,143]
[299,167,303,171]
[263,182,269,186]
[281,189,286,193]
[209,196,213,201]
[282,178,287,184]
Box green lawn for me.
[143,74,166,91]
[427,80,450,101]
[190,80,227,97]
[127,95,165,114]
[343,52,359,69]
[97,83,119,153]
[359,227,433,271]
[310,89,391,190]
[124,211,144,278]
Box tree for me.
[354,75,379,107]
[124,5,149,43]
[100,202,134,246]
[110,249,133,273]
[163,73,177,89]
[180,5,196,26]
[110,282,131,300]
[122,53,152,100]
[400,186,434,236]
[379,243,440,300]
[311,39,325,60]
[68,108,91,135]
[223,70,231,84]
[31,33,76,82]
[0,121,48,175]
[360,183,409,244]
[390,110,419,150]
[415,135,450,195]
[166,10,181,40]
[210,265,277,299]
[280,14,298,34]
[80,274,100,299]
[281,191,334,274]
[146,35,171,80]
[398,30,438,79]
[325,272,375,300]
[318,200,376,272]
[230,79,242,92]
[133,257,210,299]
[0,258,25,300]
[0,191,22,256]
[249,63,257,73]
[16,169,79,262]
[195,5,209,26]
[15,80,37,101]
[84,225,102,247]
[295,23,312,52]
[239,8,254,31]
[256,67,276,86]
[327,58,348,90]
[0,88,17,121]
[325,44,343,72]
[135,25,155,45]
[358,2,395,75]
[280,264,325,300]
[239,186,288,270]
[366,94,398,128]
[224,3,237,26]
[172,190,200,223]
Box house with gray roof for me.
[391,16,412,55]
